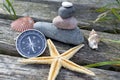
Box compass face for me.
[16,29,46,58]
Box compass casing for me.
[16,29,47,58]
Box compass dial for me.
[16,29,46,58]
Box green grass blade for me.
[116,0,120,5]
[93,11,110,23]
[96,7,108,12]
[96,2,119,13]
[5,0,17,19]
[84,61,120,68]
[102,39,120,44]
[111,8,120,21]
[3,3,11,14]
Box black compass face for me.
[16,29,46,58]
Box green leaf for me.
[84,61,120,68]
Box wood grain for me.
[0,54,120,80]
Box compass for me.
[16,29,47,58]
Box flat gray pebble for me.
[34,22,84,45]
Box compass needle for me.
[32,46,35,52]
[28,36,35,52]
[28,36,32,44]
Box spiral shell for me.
[11,16,34,32]
[88,29,100,49]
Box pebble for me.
[34,22,84,45]
[58,6,75,19]
[62,2,73,8]
[53,16,78,29]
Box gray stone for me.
[58,6,75,19]
[62,2,73,8]
[34,22,84,45]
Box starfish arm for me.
[18,57,54,64]
[48,59,61,80]
[61,58,95,76]
[61,44,84,59]
[47,39,60,57]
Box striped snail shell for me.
[88,29,100,49]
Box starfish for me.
[19,39,95,80]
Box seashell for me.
[11,16,34,32]
[88,29,100,49]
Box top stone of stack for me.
[58,2,75,19]
[62,2,73,8]
[53,1,77,29]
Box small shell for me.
[11,16,34,32]
[88,29,100,49]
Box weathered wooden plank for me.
[0,54,120,80]
[0,0,120,33]
[0,41,18,56]
[16,0,115,8]
[0,18,120,68]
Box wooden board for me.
[0,0,120,33]
[0,54,120,80]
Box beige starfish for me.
[19,39,95,80]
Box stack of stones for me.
[53,2,77,29]
[34,2,84,45]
